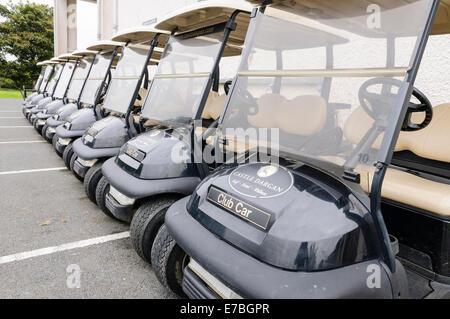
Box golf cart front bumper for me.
[71,138,121,179]
[54,136,72,154]
[102,158,201,222]
[165,198,396,299]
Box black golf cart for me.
[155,0,450,299]
[43,49,98,144]
[71,26,168,203]
[53,41,123,167]
[98,1,252,250]
[33,54,79,134]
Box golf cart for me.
[43,49,98,144]
[22,60,57,118]
[53,41,123,166]
[98,1,251,240]
[155,0,450,299]
[33,53,80,134]
[28,57,66,123]
[23,62,47,103]
[71,26,168,203]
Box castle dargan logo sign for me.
[228,163,294,199]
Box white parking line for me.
[0,232,130,265]
[0,167,67,176]
[0,141,45,145]
[0,117,24,119]
[0,126,33,128]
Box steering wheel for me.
[234,86,259,116]
[224,80,232,95]
[359,78,433,131]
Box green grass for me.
[0,88,22,99]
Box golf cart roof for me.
[50,57,66,63]
[248,0,450,37]
[58,53,81,61]
[86,40,124,52]
[156,0,252,47]
[111,26,170,46]
[72,49,98,56]
[37,60,55,66]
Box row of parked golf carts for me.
[23,0,450,298]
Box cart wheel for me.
[84,161,104,204]
[130,196,179,263]
[52,134,63,157]
[62,143,74,170]
[70,155,83,182]
[42,124,50,142]
[151,224,188,297]
[95,176,116,219]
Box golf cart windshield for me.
[53,62,76,99]
[34,68,45,91]
[46,63,64,95]
[79,52,114,105]
[140,27,225,125]
[102,45,156,114]
[220,0,434,187]
[66,57,93,101]
[39,65,55,93]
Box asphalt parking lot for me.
[0,99,176,298]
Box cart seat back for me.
[248,94,327,136]
[201,91,227,121]
[345,103,450,162]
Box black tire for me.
[151,225,188,297]
[84,161,104,204]
[42,124,50,142]
[95,176,116,219]
[130,196,180,264]
[53,134,63,157]
[62,142,74,170]
[34,120,43,134]
[70,154,83,182]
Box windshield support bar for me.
[62,59,79,102]
[237,68,409,78]
[41,65,55,94]
[370,0,441,274]
[50,62,66,98]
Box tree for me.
[0,1,54,89]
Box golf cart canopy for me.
[37,60,54,66]
[72,49,97,57]
[86,40,125,52]
[102,28,167,114]
[219,0,437,189]
[58,53,81,61]
[140,1,252,125]
[111,26,170,48]
[53,60,77,99]
[50,57,66,63]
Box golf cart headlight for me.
[58,138,71,146]
[83,134,94,144]
[76,158,98,168]
[109,186,136,206]
[52,114,59,120]
[188,259,243,299]
[63,122,72,130]
[42,109,48,114]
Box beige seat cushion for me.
[248,93,287,128]
[134,88,148,107]
[343,103,450,217]
[201,91,227,120]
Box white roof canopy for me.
[111,26,170,46]
[86,40,125,52]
